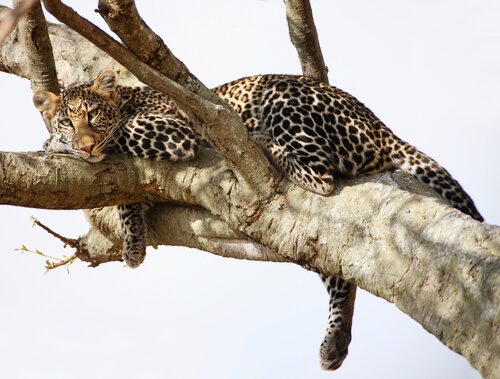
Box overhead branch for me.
[95,0,194,89]
[13,0,58,94]
[13,0,59,133]
[285,0,329,83]
[40,0,279,196]
[0,5,136,85]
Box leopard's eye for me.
[88,108,99,119]
[60,118,73,128]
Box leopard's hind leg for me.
[252,134,335,195]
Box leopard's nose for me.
[81,144,94,153]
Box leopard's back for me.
[214,74,483,220]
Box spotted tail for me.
[389,142,483,222]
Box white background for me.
[0,1,498,378]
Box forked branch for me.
[41,0,279,196]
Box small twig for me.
[31,216,79,248]
[16,244,80,273]
[0,0,39,46]
[15,217,83,272]
[44,250,81,270]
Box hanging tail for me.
[389,142,483,222]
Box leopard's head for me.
[33,69,121,162]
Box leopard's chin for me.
[81,151,106,163]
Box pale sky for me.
[0,1,498,378]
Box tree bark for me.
[13,0,59,95]
[0,0,39,45]
[0,5,136,86]
[0,150,498,377]
[12,0,59,133]
[285,0,329,83]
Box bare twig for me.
[31,216,79,248]
[16,217,81,272]
[0,0,39,46]
[44,250,80,270]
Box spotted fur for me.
[213,75,483,221]
[33,70,201,164]
[33,70,483,372]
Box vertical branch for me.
[96,0,194,88]
[285,0,329,83]
[14,0,59,132]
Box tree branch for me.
[78,204,287,267]
[1,150,498,376]
[285,0,329,83]
[13,0,59,133]
[0,5,135,85]
[95,0,192,88]
[13,0,58,94]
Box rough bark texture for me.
[13,0,59,133]
[0,150,498,377]
[96,0,191,86]
[13,0,59,94]
[1,4,499,377]
[0,5,137,86]
[81,204,287,267]
[285,0,329,83]
[0,0,38,45]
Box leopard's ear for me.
[92,69,119,103]
[33,91,59,122]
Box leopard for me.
[33,69,483,371]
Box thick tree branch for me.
[0,150,498,377]
[285,0,329,83]
[96,0,193,88]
